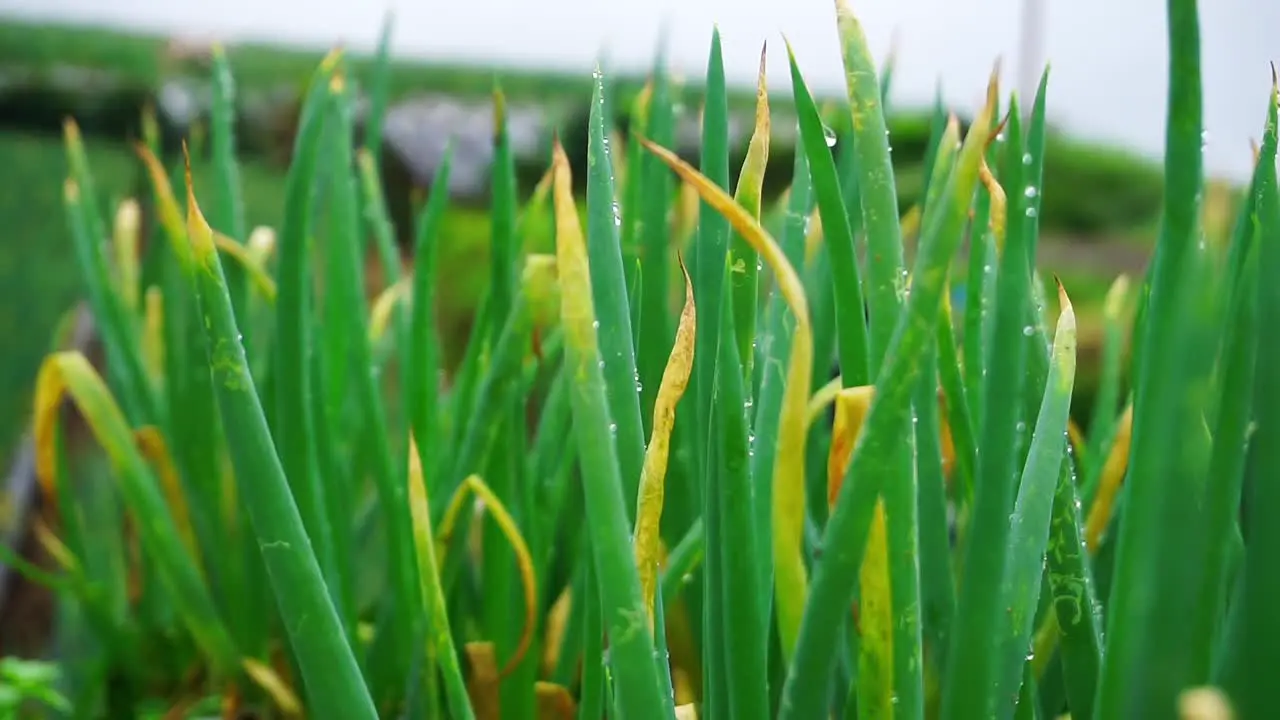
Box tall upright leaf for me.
[778,68,999,720]
[183,154,378,720]
[551,137,667,719]
[1098,0,1225,715]
[1217,72,1280,718]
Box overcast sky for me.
[5,0,1275,182]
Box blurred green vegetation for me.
[0,16,1175,470]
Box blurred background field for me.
[0,0,1267,469]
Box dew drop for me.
[1025,206,1039,218]
[592,320,601,329]
[609,422,618,434]
[1015,421,1027,434]
[823,124,838,147]
[1022,325,1035,336]
[1022,152,1033,166]
[1024,186,1038,199]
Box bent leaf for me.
[806,376,843,431]
[436,474,538,678]
[634,254,696,628]
[32,352,240,675]
[639,134,814,660]
[212,232,277,303]
[978,160,1008,255]
[135,142,191,266]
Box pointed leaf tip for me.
[321,46,345,70]
[1104,274,1131,318]
[1054,275,1073,317]
[181,142,216,260]
[987,109,1012,151]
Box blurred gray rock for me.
[376,94,551,248]
[379,95,550,200]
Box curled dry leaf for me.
[978,158,1008,256]
[638,132,814,659]
[633,253,696,629]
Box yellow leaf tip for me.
[1104,274,1131,317]
[320,46,345,71]
[1054,275,1073,316]
[781,33,797,59]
